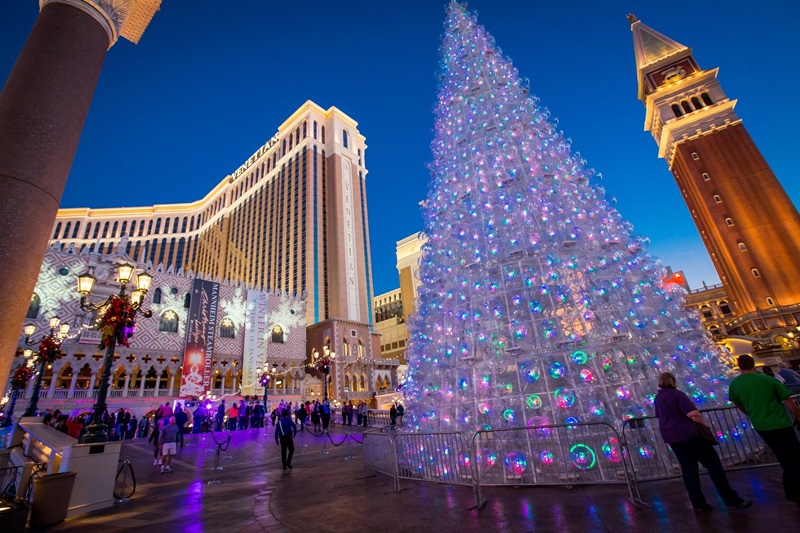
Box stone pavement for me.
[38,424,800,532]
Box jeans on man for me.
[669,436,742,508]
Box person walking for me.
[274,408,297,470]
[311,402,321,432]
[159,416,181,473]
[149,418,164,466]
[729,355,800,504]
[654,372,751,512]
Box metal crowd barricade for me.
[362,429,397,487]
[393,432,474,486]
[472,422,639,508]
[622,403,785,493]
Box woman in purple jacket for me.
[654,372,751,512]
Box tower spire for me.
[629,18,691,101]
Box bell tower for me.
[628,15,800,326]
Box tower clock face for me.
[661,65,686,83]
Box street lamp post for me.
[259,363,276,418]
[76,262,152,444]
[314,346,336,402]
[22,317,70,417]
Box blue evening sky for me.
[1,1,797,296]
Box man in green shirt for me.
[729,355,800,503]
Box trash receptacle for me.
[30,471,76,528]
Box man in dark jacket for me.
[274,408,297,470]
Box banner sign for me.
[180,278,220,397]
[242,290,269,396]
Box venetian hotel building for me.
[49,101,375,328]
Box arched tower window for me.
[701,93,713,106]
[700,305,713,319]
[681,100,692,113]
[718,301,732,315]
[691,96,702,110]
[152,288,163,304]
[671,104,683,117]
[158,310,179,333]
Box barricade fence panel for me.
[394,432,474,486]
[473,422,630,487]
[362,430,395,477]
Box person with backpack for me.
[321,400,331,431]
[274,408,297,470]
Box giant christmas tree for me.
[404,3,732,442]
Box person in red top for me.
[228,403,239,431]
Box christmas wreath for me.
[37,336,65,364]
[11,365,34,390]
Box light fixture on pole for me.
[259,363,276,417]
[21,316,70,417]
[77,262,153,444]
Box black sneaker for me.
[728,499,752,509]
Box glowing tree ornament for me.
[403,1,732,470]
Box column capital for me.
[39,0,161,48]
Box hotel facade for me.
[12,101,400,411]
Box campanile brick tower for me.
[629,15,800,330]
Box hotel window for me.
[295,128,300,144]
[219,317,235,339]
[700,305,713,319]
[137,221,144,236]
[52,222,62,239]
[681,100,692,113]
[154,218,161,234]
[702,173,710,181]
[342,130,349,148]
[62,222,71,239]
[173,218,179,233]
[713,195,722,203]
[719,301,732,315]
[71,221,81,238]
[303,121,307,138]
[738,242,747,251]
[691,152,699,160]
[751,268,760,278]
[120,221,128,236]
[111,221,118,238]
[313,121,318,139]
[766,297,775,307]
[725,218,734,226]
[282,139,287,156]
[181,217,188,232]
[26,293,41,319]
[158,310,179,333]
[93,224,101,239]
[84,223,92,239]
[691,96,702,110]
[271,325,284,343]
[321,126,326,144]
[101,222,110,238]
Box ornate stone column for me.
[122,373,130,397]
[68,370,79,398]
[0,0,161,387]
[88,371,97,398]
